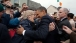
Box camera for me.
[2,4,17,9]
[0,1,17,9]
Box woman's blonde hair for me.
[22,10,35,19]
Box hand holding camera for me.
[20,6,28,13]
[5,1,12,7]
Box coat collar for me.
[60,17,67,21]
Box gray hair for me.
[22,10,35,19]
[63,8,69,14]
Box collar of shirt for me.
[60,17,66,21]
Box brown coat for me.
[70,32,76,43]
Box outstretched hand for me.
[63,26,73,34]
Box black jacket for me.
[57,18,72,41]
[1,13,11,27]
[0,23,11,43]
[24,15,60,43]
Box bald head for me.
[60,8,69,14]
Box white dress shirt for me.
[22,30,26,35]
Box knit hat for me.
[0,4,4,12]
[9,18,20,28]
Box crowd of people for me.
[0,0,76,43]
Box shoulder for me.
[20,19,30,25]
[2,13,10,19]
[2,13,10,17]
[21,19,29,23]
[0,23,6,26]
[61,19,70,25]
[62,19,72,28]
[62,18,69,23]
[42,15,52,19]
[0,23,7,29]
[41,15,54,22]
[69,19,75,24]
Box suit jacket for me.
[24,15,60,43]
[70,32,76,43]
[57,18,72,41]
[0,23,11,43]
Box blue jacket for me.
[20,19,38,30]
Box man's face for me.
[58,8,66,18]
[22,4,26,7]
[22,4,28,11]
[10,9,14,14]
[22,4,28,8]
[35,10,44,18]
